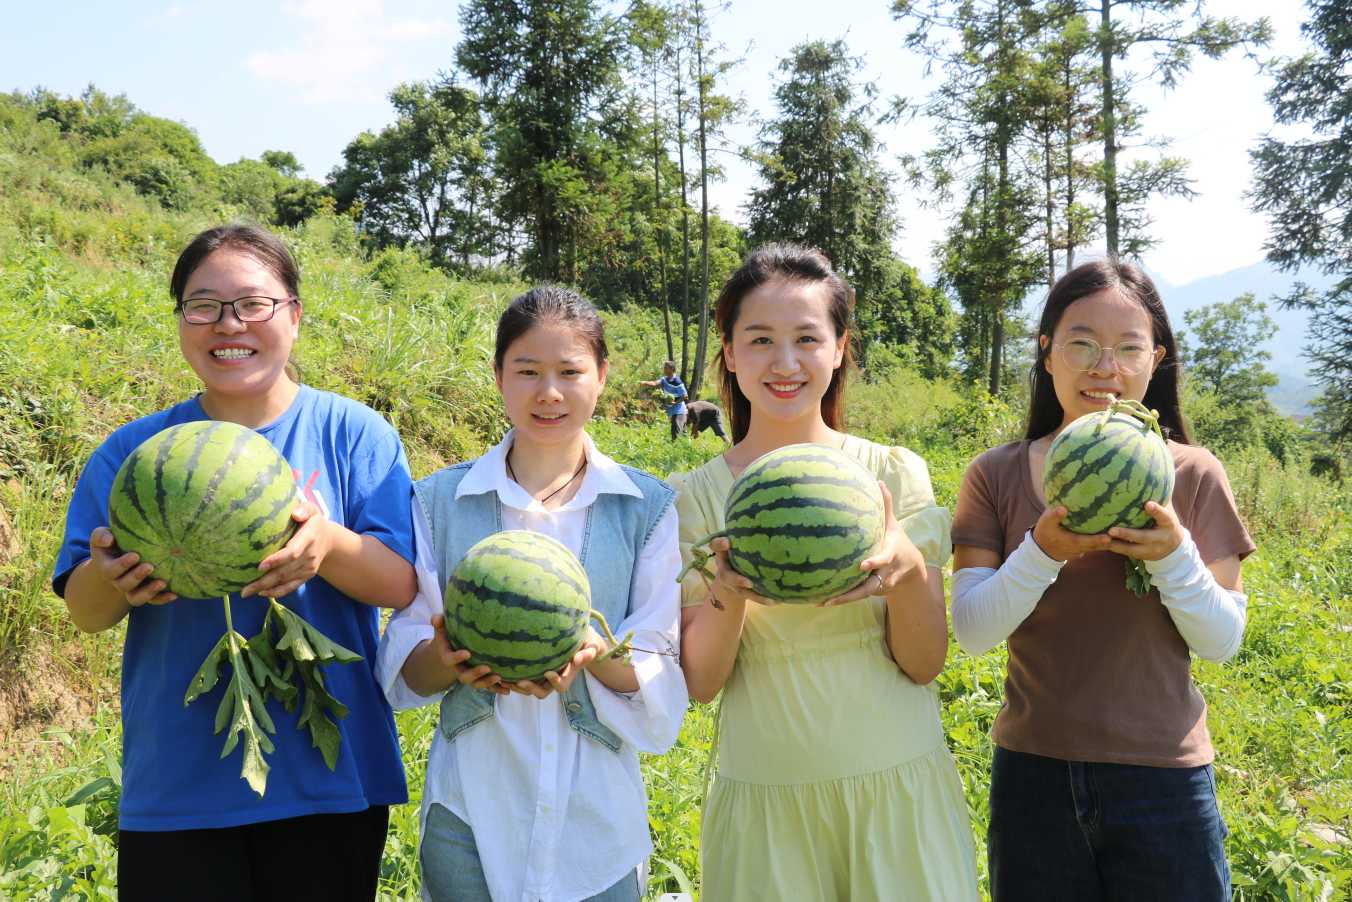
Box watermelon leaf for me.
[245,611,298,709]
[294,660,349,770]
[214,632,278,797]
[183,634,232,705]
[1125,559,1154,598]
[268,599,363,665]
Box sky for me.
[1,0,1313,286]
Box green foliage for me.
[1181,294,1279,404]
[1250,0,1352,445]
[745,39,952,371]
[79,115,217,211]
[3,59,1351,902]
[331,81,492,269]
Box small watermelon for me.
[108,421,298,598]
[444,530,626,681]
[1043,398,1174,533]
[682,443,885,604]
[1043,397,1174,596]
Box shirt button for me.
[566,701,582,713]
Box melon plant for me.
[1042,397,1174,595]
[108,421,298,597]
[108,421,361,797]
[680,443,885,604]
[444,530,631,682]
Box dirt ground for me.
[0,641,117,784]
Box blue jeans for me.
[420,803,642,902]
[988,747,1230,902]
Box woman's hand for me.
[87,527,177,607]
[1031,505,1113,562]
[1106,501,1185,561]
[824,483,924,607]
[509,632,604,699]
[706,536,778,611]
[243,501,333,598]
[433,614,508,694]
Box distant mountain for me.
[1156,261,1336,416]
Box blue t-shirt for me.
[659,375,688,416]
[53,385,414,831]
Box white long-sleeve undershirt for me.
[952,529,1247,662]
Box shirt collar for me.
[456,429,642,512]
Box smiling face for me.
[494,320,608,450]
[722,277,847,431]
[177,247,300,412]
[1042,287,1166,428]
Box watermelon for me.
[108,421,298,598]
[1042,397,1174,596]
[1043,398,1174,533]
[444,530,627,682]
[681,443,885,604]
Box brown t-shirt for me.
[951,439,1255,767]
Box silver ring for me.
[872,572,883,589]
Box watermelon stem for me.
[589,610,635,665]
[1107,397,1165,443]
[675,531,728,609]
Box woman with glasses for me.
[950,259,1254,902]
[53,224,417,901]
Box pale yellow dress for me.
[669,436,978,902]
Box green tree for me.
[1085,0,1268,256]
[894,0,1046,394]
[1179,294,1278,405]
[79,114,217,210]
[1250,0,1352,445]
[330,80,493,269]
[260,150,303,178]
[685,0,739,399]
[457,0,629,282]
[746,39,947,367]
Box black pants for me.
[118,805,390,902]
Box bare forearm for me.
[63,560,131,633]
[680,601,746,703]
[885,566,948,685]
[317,525,417,609]
[588,655,640,694]
[401,639,455,697]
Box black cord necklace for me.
[507,451,588,505]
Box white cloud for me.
[245,0,453,104]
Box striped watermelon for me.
[108,421,298,598]
[686,443,885,603]
[445,530,621,682]
[1043,398,1174,534]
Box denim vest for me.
[414,461,675,752]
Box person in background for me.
[951,258,1254,902]
[685,398,728,442]
[53,223,417,902]
[640,360,688,440]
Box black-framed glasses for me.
[177,296,298,325]
[1055,337,1155,375]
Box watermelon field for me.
[1,105,1351,901]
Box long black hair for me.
[1025,258,1192,444]
[714,243,856,443]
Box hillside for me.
[2,88,1351,901]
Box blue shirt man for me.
[641,361,688,440]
